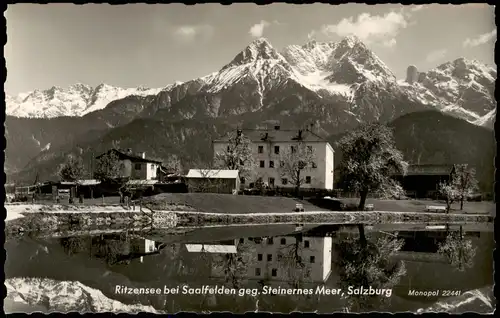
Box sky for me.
[5,4,496,95]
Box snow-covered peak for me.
[225,37,282,68]
[5,277,159,313]
[339,35,363,48]
[6,83,164,118]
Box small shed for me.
[185,169,240,194]
[392,164,455,199]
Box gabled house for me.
[213,125,334,190]
[95,149,163,180]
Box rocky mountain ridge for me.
[6,36,496,128]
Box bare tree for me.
[214,130,256,180]
[211,242,256,289]
[276,234,311,288]
[278,141,317,196]
[58,154,86,183]
[163,154,183,174]
[437,226,477,272]
[337,123,408,211]
[453,164,479,210]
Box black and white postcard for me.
[3,3,496,314]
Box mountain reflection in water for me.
[5,222,494,313]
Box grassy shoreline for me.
[5,202,493,239]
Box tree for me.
[438,164,478,212]
[334,233,407,312]
[276,234,312,288]
[94,151,125,182]
[214,130,256,180]
[438,181,459,213]
[278,141,316,196]
[452,164,479,210]
[162,154,183,174]
[58,154,85,183]
[211,241,256,289]
[437,226,477,272]
[337,123,408,211]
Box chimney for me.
[141,152,146,159]
[274,125,280,130]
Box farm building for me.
[185,169,240,194]
[392,164,455,199]
[95,149,163,180]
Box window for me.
[249,182,255,188]
[274,146,280,154]
[151,164,155,171]
[271,268,278,277]
[310,256,316,263]
[280,238,286,245]
[258,146,264,153]
[239,238,244,243]
[240,177,246,184]
[227,145,230,152]
[269,160,274,168]
[277,254,282,261]
[304,240,310,248]
[260,160,265,168]
[280,161,285,168]
[268,237,274,245]
[149,245,154,252]
[307,146,313,153]
[134,163,141,170]
[306,176,311,184]
[312,162,317,168]
[255,268,261,276]
[291,146,297,153]
[257,254,263,261]
[269,177,275,186]
[267,254,272,261]
[282,178,288,185]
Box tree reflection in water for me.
[334,225,407,312]
[438,225,477,272]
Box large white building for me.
[213,126,335,190]
[206,235,333,284]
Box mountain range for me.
[4,36,496,187]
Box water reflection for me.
[5,222,494,313]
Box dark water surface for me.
[5,222,494,313]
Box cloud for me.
[172,24,214,43]
[463,29,497,47]
[382,38,397,48]
[410,5,427,12]
[249,20,271,38]
[425,49,447,63]
[321,11,408,46]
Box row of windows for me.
[241,176,312,185]
[258,160,317,169]
[254,267,312,277]
[254,145,314,155]
[239,237,311,248]
[256,253,316,263]
[134,163,156,172]
[227,145,315,155]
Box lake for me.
[4,222,495,313]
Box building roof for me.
[213,129,328,143]
[95,149,162,164]
[185,244,237,254]
[395,164,455,176]
[60,179,101,186]
[186,169,239,179]
[126,180,160,186]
